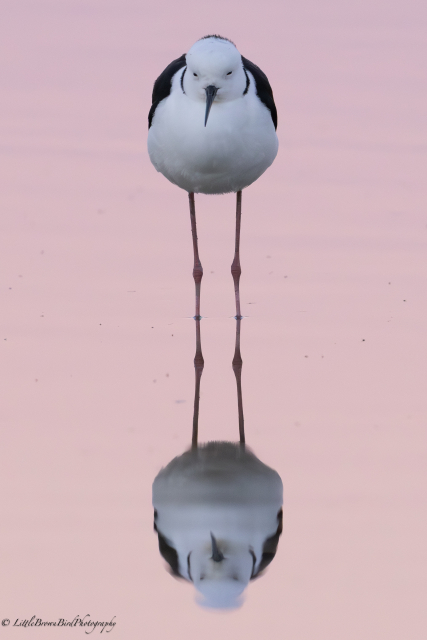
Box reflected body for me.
[153,442,283,609]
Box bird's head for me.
[189,533,253,609]
[183,36,247,125]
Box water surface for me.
[1,0,426,637]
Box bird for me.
[147,35,278,319]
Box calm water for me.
[1,0,426,637]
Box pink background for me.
[1,0,426,637]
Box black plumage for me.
[154,520,185,579]
[148,54,186,128]
[242,56,277,130]
[251,508,283,578]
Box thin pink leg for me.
[191,317,204,449]
[231,190,242,319]
[189,192,203,319]
[232,317,245,445]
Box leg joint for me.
[231,264,241,278]
[193,265,203,283]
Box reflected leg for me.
[231,190,243,319]
[189,192,203,320]
[232,317,245,445]
[191,317,204,449]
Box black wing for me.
[148,54,187,128]
[154,519,187,580]
[241,56,277,130]
[251,508,283,579]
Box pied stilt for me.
[147,35,278,319]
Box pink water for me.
[1,0,426,637]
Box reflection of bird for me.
[152,442,283,609]
[152,316,282,608]
[147,35,278,319]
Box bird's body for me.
[148,40,278,194]
[148,38,278,194]
[147,35,278,317]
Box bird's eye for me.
[226,71,232,75]
[193,73,198,77]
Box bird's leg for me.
[232,316,245,445]
[231,190,242,319]
[192,316,204,449]
[189,192,203,320]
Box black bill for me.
[210,532,225,562]
[204,85,218,126]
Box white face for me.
[183,37,247,103]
